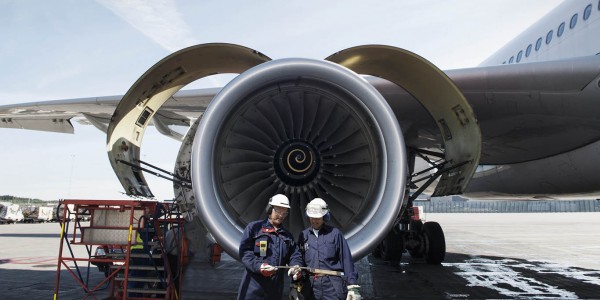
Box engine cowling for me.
[107,43,480,262]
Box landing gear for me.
[380,230,403,262]
[407,219,423,259]
[371,147,470,265]
[372,206,446,265]
[372,213,446,264]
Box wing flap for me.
[0,116,74,133]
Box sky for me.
[0,0,564,201]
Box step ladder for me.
[53,199,185,300]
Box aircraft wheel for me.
[423,221,446,264]
[381,230,403,262]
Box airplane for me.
[1,0,599,265]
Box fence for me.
[418,198,600,213]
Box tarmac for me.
[1,212,599,299]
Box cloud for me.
[96,0,199,52]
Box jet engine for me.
[107,43,481,262]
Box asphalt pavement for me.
[1,213,599,299]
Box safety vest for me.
[131,230,144,250]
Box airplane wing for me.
[3,53,599,201]
[0,96,119,133]
[3,55,599,165]
[0,88,218,137]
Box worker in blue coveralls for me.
[237,194,303,300]
[294,198,361,300]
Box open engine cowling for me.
[107,43,480,262]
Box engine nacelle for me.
[107,43,480,262]
[191,58,407,260]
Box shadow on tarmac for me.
[0,268,110,300]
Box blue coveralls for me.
[298,225,358,300]
[237,219,303,300]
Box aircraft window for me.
[545,30,553,44]
[584,4,592,20]
[525,44,532,57]
[516,50,523,62]
[535,37,542,51]
[509,56,514,63]
[570,13,578,29]
[557,22,565,37]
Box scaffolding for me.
[53,199,186,300]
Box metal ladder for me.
[53,199,184,300]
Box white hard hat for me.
[269,194,290,208]
[306,198,329,218]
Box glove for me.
[346,285,361,300]
[260,263,278,277]
[287,265,302,281]
[289,283,303,300]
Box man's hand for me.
[346,285,361,300]
[260,263,278,277]
[287,265,302,281]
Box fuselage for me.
[481,1,600,66]
[464,1,600,199]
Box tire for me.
[422,221,446,264]
[381,230,403,261]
